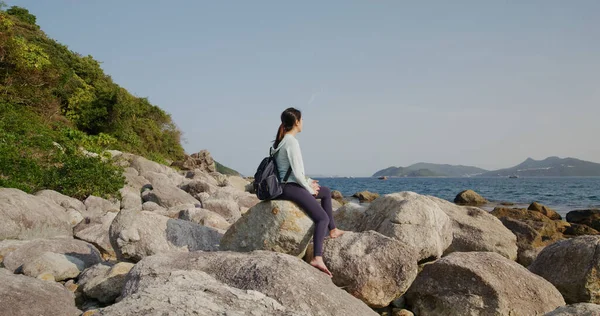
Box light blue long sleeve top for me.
[271,133,315,195]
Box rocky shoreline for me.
[1,151,600,315]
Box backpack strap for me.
[282,167,292,183]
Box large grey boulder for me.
[179,179,218,196]
[126,154,186,188]
[73,212,118,259]
[333,202,367,231]
[500,217,545,266]
[212,186,260,209]
[322,231,418,308]
[109,208,222,262]
[0,240,30,265]
[0,188,72,240]
[209,172,229,187]
[545,303,600,315]
[129,155,181,179]
[97,269,300,316]
[202,198,242,223]
[78,262,135,304]
[566,209,600,231]
[178,207,231,230]
[529,236,600,304]
[104,251,378,316]
[0,268,81,316]
[122,167,150,192]
[141,182,200,208]
[141,201,166,212]
[21,252,86,281]
[227,175,251,192]
[356,192,453,261]
[84,195,120,218]
[430,196,517,260]
[184,169,220,186]
[220,200,314,257]
[34,189,86,213]
[454,189,488,205]
[492,207,566,244]
[140,170,186,188]
[2,238,102,273]
[119,186,142,210]
[170,150,216,173]
[144,203,198,218]
[406,252,565,316]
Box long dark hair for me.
[274,107,302,148]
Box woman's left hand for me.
[311,180,320,196]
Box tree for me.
[6,6,36,25]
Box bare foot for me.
[329,228,346,239]
[310,256,333,277]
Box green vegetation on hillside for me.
[0,5,185,198]
[215,161,241,176]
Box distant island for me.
[372,163,487,178]
[373,157,600,177]
[478,157,600,177]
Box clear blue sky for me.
[9,1,600,176]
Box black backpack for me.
[253,149,292,200]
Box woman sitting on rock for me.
[271,107,346,277]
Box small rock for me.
[393,309,414,316]
[352,190,380,203]
[453,189,488,206]
[65,280,78,292]
[78,262,135,303]
[529,202,562,220]
[564,223,600,236]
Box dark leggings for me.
[277,183,336,257]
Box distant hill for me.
[405,163,488,177]
[372,163,487,177]
[479,157,600,177]
[372,166,446,177]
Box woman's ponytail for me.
[274,124,285,148]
